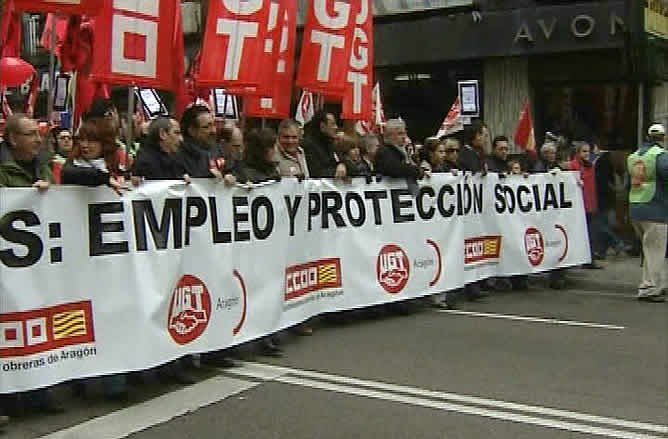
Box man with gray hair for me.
[132,116,189,182]
[375,118,423,180]
[359,133,379,175]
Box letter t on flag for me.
[198,0,270,91]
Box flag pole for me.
[46,14,57,127]
[126,86,135,170]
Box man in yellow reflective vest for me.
[627,124,668,302]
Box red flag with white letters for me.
[198,0,270,93]
[341,0,372,120]
[245,0,297,118]
[297,0,357,97]
[14,0,100,14]
[90,0,179,90]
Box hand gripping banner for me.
[245,0,297,118]
[198,0,270,92]
[0,174,590,393]
[14,0,101,14]
[296,0,357,97]
[90,0,179,90]
[341,0,373,120]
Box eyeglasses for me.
[58,135,72,140]
[446,148,459,153]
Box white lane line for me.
[276,375,664,439]
[230,362,668,436]
[435,310,626,330]
[39,376,259,439]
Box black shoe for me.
[260,341,284,358]
[171,371,197,385]
[583,263,603,269]
[104,391,129,403]
[549,279,566,290]
[36,400,66,415]
[638,295,666,303]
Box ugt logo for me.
[167,275,212,345]
[525,227,545,267]
[377,244,410,294]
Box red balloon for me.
[0,57,37,87]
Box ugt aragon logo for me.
[525,227,545,267]
[167,275,211,345]
[377,244,410,294]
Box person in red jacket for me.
[569,141,602,269]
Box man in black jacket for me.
[375,118,423,180]
[486,135,510,174]
[132,117,189,181]
[178,105,235,183]
[458,120,488,173]
[303,111,347,178]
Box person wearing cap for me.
[626,124,668,302]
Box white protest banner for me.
[0,173,589,393]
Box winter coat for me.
[0,141,53,187]
[375,143,421,179]
[568,157,598,213]
[303,131,339,178]
[273,146,310,178]
[457,145,486,173]
[132,141,186,180]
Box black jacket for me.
[486,155,509,173]
[132,141,186,180]
[235,162,280,184]
[375,143,422,179]
[62,163,110,186]
[458,145,486,173]
[303,131,339,178]
[177,137,229,178]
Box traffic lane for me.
[127,382,603,439]
[257,300,666,423]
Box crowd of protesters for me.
[0,100,666,427]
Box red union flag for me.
[14,0,101,14]
[297,0,356,96]
[245,0,296,118]
[91,0,179,89]
[198,0,270,91]
[342,0,372,120]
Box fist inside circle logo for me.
[525,227,545,267]
[167,275,212,345]
[377,244,410,294]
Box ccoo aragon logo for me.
[377,244,410,294]
[167,275,211,345]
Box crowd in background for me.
[0,99,666,427]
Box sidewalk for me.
[564,254,643,294]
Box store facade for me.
[373,0,642,150]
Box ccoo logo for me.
[525,227,545,267]
[167,275,212,345]
[377,244,410,294]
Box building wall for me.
[483,57,530,150]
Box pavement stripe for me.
[435,309,626,330]
[229,362,668,436]
[276,375,664,439]
[39,376,259,439]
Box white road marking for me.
[435,309,626,330]
[39,376,258,439]
[228,362,668,438]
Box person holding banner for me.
[0,114,52,189]
[303,111,347,179]
[131,117,190,183]
[0,115,63,415]
[83,99,130,172]
[178,105,235,184]
[375,118,423,181]
[274,119,310,179]
[627,124,668,302]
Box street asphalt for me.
[2,256,667,439]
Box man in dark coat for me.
[486,135,511,174]
[178,105,235,183]
[303,111,347,178]
[132,117,188,181]
[375,118,423,180]
[458,120,488,173]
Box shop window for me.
[537,84,636,150]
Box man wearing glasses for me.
[0,114,52,189]
[0,114,61,420]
